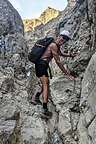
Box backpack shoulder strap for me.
[35,43,45,48]
[35,37,54,48]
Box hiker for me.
[31,30,76,118]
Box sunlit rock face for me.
[23,19,43,32]
[39,7,60,24]
[23,7,60,32]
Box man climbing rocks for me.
[31,30,76,118]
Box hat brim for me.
[60,34,71,41]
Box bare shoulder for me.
[49,42,58,50]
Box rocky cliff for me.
[0,0,96,144]
[0,0,24,35]
[0,0,28,142]
[23,7,60,32]
[23,18,42,32]
[39,7,60,24]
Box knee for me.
[42,79,49,86]
[40,76,49,87]
[43,81,49,86]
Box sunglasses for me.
[60,35,70,42]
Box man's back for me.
[41,42,59,62]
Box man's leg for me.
[40,75,49,105]
[39,75,52,118]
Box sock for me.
[43,103,47,110]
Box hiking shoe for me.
[41,108,52,119]
[31,92,42,105]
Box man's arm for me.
[50,43,72,77]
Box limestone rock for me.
[0,120,16,144]
[0,33,28,78]
[39,7,59,24]
[78,52,96,144]
[68,0,76,7]
[0,0,96,144]
[23,19,43,32]
[23,7,60,32]
[0,0,24,36]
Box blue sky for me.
[9,0,68,19]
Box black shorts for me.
[35,59,49,78]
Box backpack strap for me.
[35,43,45,48]
[48,65,52,79]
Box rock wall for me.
[77,0,96,144]
[0,0,28,77]
[25,0,96,143]
[78,52,96,144]
[0,0,24,35]
[0,1,29,143]
[0,0,96,144]
[68,0,76,7]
